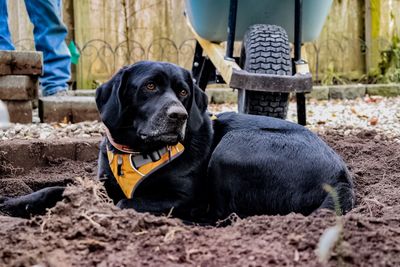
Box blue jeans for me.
[0,0,71,96]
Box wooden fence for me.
[7,0,400,88]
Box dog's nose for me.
[167,105,188,121]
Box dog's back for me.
[208,112,355,219]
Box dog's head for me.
[96,61,208,152]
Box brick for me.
[76,139,101,162]
[3,100,32,123]
[0,75,38,100]
[0,50,43,75]
[329,85,366,100]
[0,140,44,174]
[42,141,76,163]
[0,138,101,174]
[39,96,100,123]
[366,84,400,97]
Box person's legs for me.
[0,0,15,50]
[24,0,71,96]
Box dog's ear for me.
[95,66,129,129]
[188,83,208,132]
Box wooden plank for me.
[304,0,365,81]
[365,0,381,73]
[73,0,126,89]
[0,51,43,75]
[0,75,38,100]
[8,0,34,50]
[186,17,241,85]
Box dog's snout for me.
[167,105,188,121]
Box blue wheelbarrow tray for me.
[185,0,333,43]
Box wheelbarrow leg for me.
[192,41,216,91]
[225,0,238,60]
[294,0,307,126]
[198,58,215,91]
[192,41,204,83]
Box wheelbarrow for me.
[185,0,333,125]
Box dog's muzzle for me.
[139,102,188,143]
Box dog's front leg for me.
[0,186,65,218]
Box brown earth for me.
[0,129,399,266]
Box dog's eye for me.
[146,83,156,91]
[179,89,188,97]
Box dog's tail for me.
[319,170,355,215]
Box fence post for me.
[364,0,381,74]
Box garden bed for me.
[0,128,399,266]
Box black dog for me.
[0,61,354,222]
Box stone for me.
[3,100,32,123]
[366,84,400,97]
[39,96,100,123]
[0,75,38,100]
[68,89,96,97]
[0,50,43,75]
[329,85,366,100]
[206,88,238,104]
[307,86,329,100]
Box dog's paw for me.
[0,187,65,218]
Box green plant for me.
[321,62,348,85]
[91,80,101,89]
[377,12,400,83]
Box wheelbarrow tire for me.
[239,24,292,119]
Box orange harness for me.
[104,114,216,198]
[106,143,184,198]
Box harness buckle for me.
[117,155,123,176]
[149,150,161,162]
[167,146,172,161]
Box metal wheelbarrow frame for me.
[186,0,324,125]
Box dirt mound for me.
[0,130,399,266]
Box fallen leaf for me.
[364,95,383,103]
[369,117,379,126]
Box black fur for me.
[209,112,354,219]
[0,61,355,223]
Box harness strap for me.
[107,143,185,198]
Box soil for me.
[0,129,399,267]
